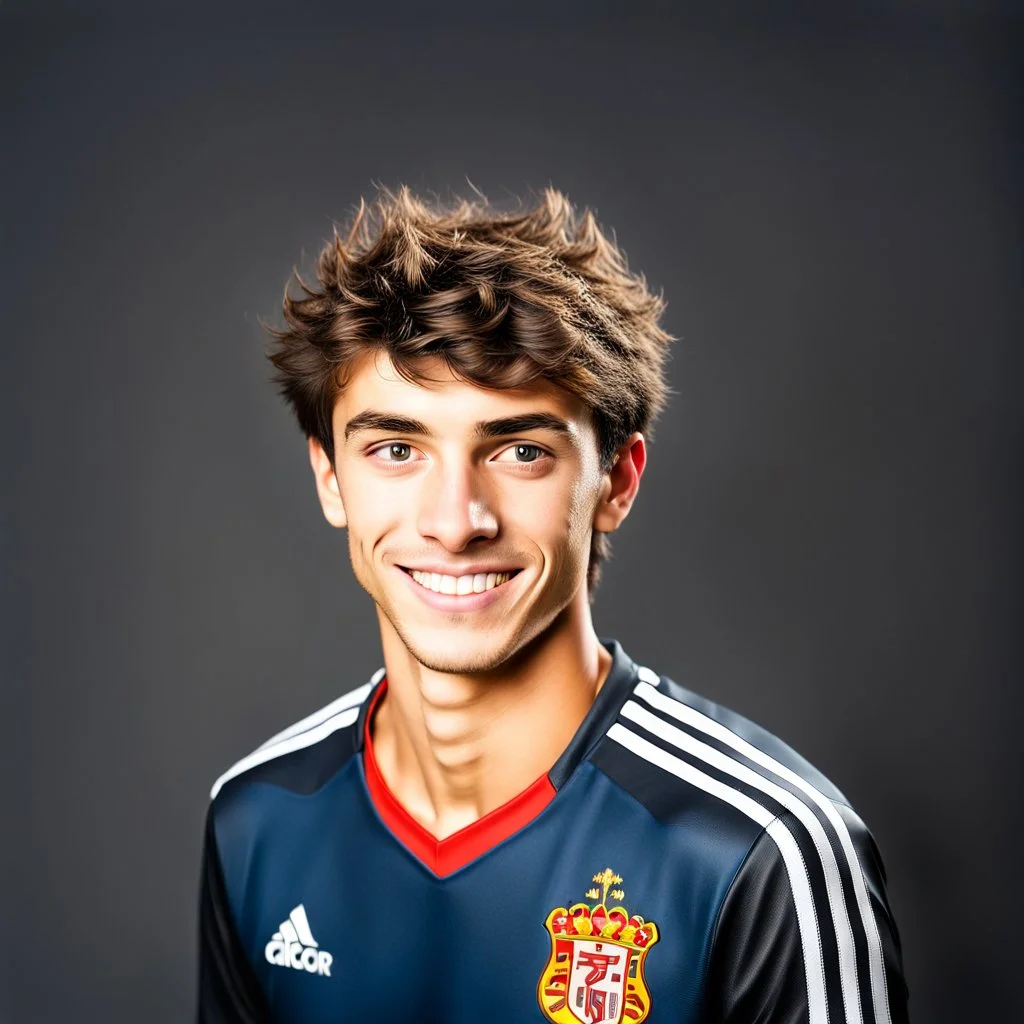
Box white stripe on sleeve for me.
[608,723,830,1024]
[621,699,863,1024]
[635,668,891,1024]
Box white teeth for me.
[408,569,514,595]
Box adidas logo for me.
[264,904,333,976]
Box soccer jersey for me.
[197,638,909,1024]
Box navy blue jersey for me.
[197,638,909,1023]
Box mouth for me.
[398,566,523,597]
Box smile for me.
[400,567,522,596]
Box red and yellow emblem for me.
[537,868,659,1024]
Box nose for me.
[416,457,499,552]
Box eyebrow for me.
[343,410,575,442]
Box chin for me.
[400,629,519,675]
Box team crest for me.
[537,868,659,1024]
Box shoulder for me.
[207,668,383,809]
[589,657,893,897]
[201,670,385,950]
[602,663,908,991]
[593,660,854,829]
[634,664,851,806]
[613,664,914,1023]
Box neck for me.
[371,593,612,841]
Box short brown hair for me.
[266,185,674,596]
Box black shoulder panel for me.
[211,677,384,802]
[639,668,851,806]
[703,826,809,1023]
[216,722,361,800]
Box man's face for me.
[318,351,615,675]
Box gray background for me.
[3,2,1020,1021]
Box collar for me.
[354,637,640,876]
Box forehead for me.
[333,350,592,433]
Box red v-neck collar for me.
[361,681,557,877]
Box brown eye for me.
[369,442,420,465]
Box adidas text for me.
[264,904,333,977]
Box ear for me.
[308,436,347,529]
[592,432,646,534]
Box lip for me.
[394,564,524,613]
[398,562,522,576]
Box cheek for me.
[519,477,598,565]
[565,467,602,535]
[340,475,405,558]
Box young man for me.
[197,187,909,1024]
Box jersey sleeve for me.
[703,805,910,1024]
[196,803,273,1024]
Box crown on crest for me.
[544,868,659,951]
